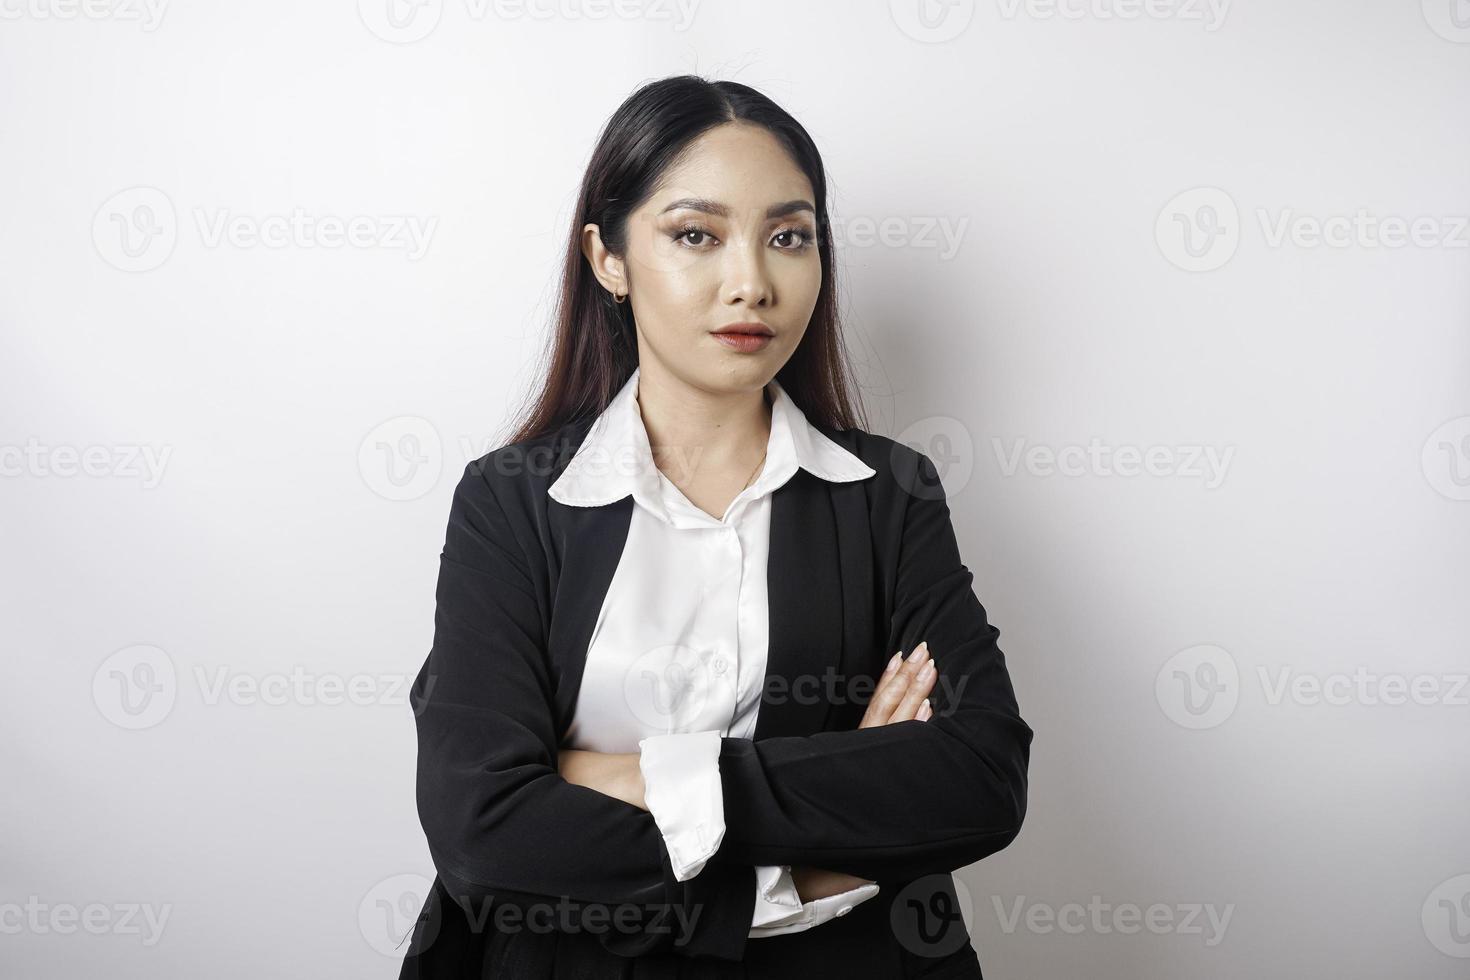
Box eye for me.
[672,223,716,248]
[772,226,816,251]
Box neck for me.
[634,364,772,487]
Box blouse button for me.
[837,904,853,917]
[712,656,728,675]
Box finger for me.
[860,651,912,728]
[861,642,932,728]
[892,656,937,722]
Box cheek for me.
[638,269,712,323]
[774,257,822,311]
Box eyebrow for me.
[659,197,815,220]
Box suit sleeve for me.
[713,449,1033,881]
[410,461,757,961]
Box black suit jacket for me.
[399,416,1033,979]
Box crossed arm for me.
[556,641,945,924]
[410,451,1032,962]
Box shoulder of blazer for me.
[809,422,940,511]
[459,417,595,504]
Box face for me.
[584,121,822,395]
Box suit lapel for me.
[755,469,847,739]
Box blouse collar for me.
[547,364,875,521]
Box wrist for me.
[617,752,647,811]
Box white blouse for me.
[549,365,881,938]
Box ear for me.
[581,223,627,298]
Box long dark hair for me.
[502,73,869,447]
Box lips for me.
[711,327,774,353]
[712,322,774,337]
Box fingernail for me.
[920,661,936,678]
[907,643,928,664]
[884,652,901,674]
[918,699,932,720]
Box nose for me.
[722,237,772,309]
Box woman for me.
[400,74,1032,979]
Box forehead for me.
[648,122,813,210]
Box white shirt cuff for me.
[747,868,880,938]
[750,864,805,930]
[637,730,724,882]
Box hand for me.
[859,640,937,728]
[787,644,939,900]
[557,749,647,811]
[789,865,872,902]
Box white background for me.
[3,0,1469,976]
